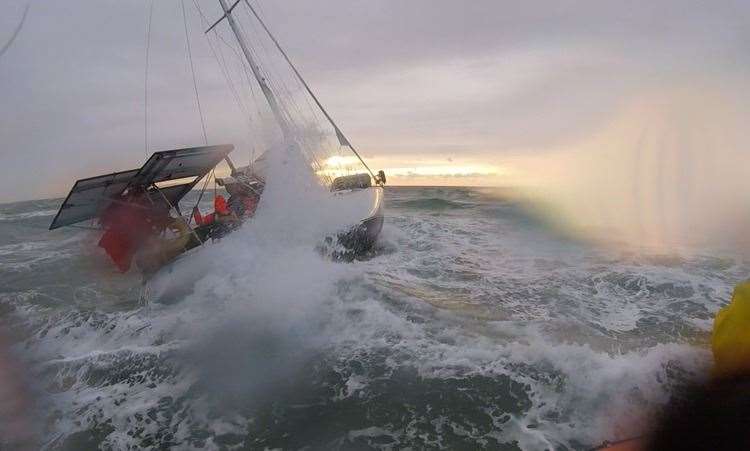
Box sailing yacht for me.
[49,0,385,276]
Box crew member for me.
[192,195,238,226]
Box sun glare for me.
[318,155,505,185]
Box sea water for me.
[0,187,743,450]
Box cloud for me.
[0,0,749,201]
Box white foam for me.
[0,209,58,221]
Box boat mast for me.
[214,0,291,141]
[242,0,378,181]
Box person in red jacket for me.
[192,195,237,226]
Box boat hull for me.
[333,186,384,257]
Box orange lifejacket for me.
[214,195,229,215]
[192,207,210,226]
[193,195,231,226]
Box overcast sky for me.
[1,0,749,202]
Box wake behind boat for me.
[48,0,385,277]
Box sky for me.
[1,0,749,204]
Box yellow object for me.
[712,281,750,378]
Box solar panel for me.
[133,145,234,186]
[49,169,139,230]
[49,144,235,230]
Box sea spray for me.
[144,138,363,415]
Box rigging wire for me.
[191,0,255,133]
[191,2,270,133]
[144,0,154,156]
[241,6,306,129]
[215,3,300,148]
[180,0,208,145]
[234,6,324,170]
[228,34,267,126]
[193,0,263,142]
[245,3,321,145]
[240,52,263,123]
[242,0,378,181]
[248,0,327,137]
[237,17,296,131]
[187,167,214,226]
[225,43,266,148]
[0,3,30,60]
[182,2,241,216]
[191,1,262,168]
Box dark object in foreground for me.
[647,376,750,450]
[593,376,750,451]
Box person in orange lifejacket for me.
[192,195,237,226]
[213,194,239,224]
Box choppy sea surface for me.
[0,186,745,450]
